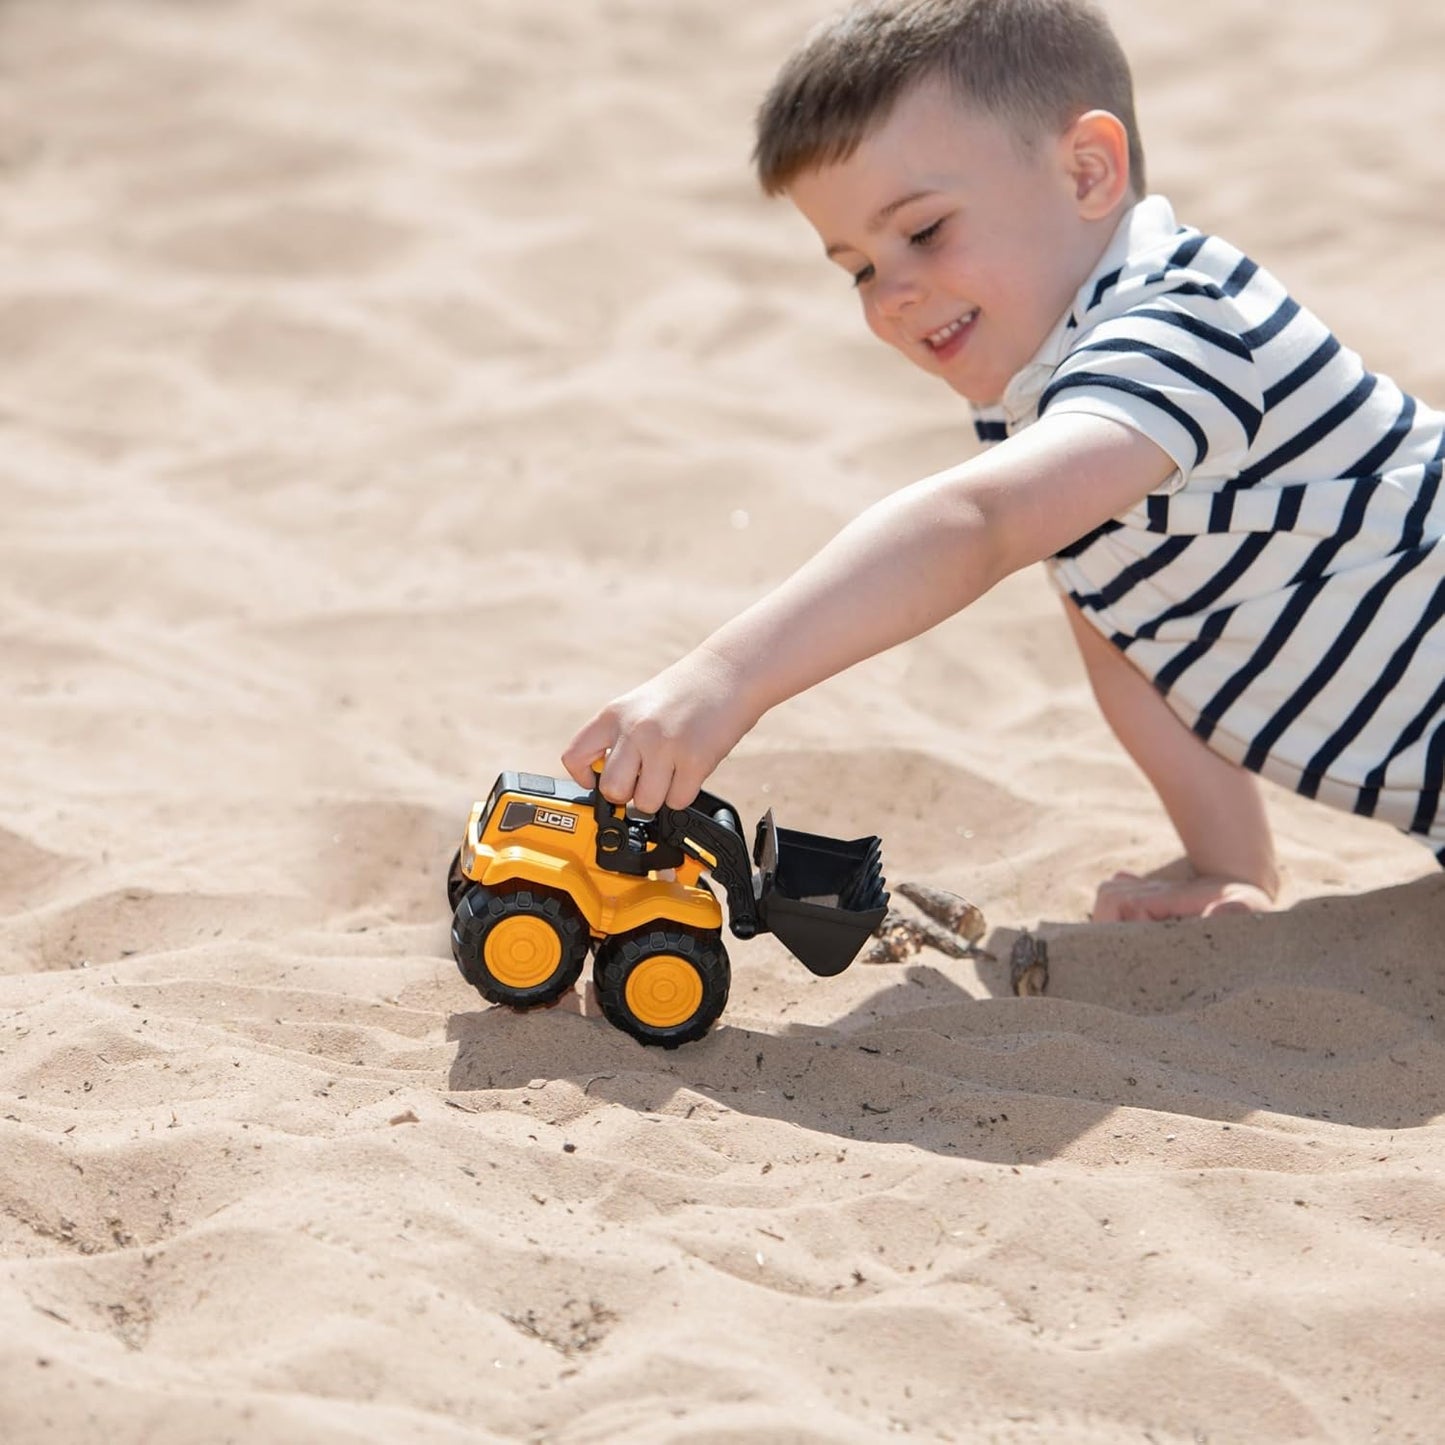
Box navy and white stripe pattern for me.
[975,196,1445,858]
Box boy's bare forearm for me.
[562,469,1004,808]
[702,414,1176,716]
[701,473,1005,717]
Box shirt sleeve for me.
[1037,295,1265,493]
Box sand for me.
[1,0,1443,1441]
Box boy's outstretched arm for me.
[563,413,1176,811]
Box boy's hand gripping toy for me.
[446,768,889,1048]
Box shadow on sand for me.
[446,874,1444,1164]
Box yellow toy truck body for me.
[456,776,722,939]
[448,770,887,1048]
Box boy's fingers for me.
[561,716,617,788]
[1201,898,1253,917]
[562,756,599,790]
[664,767,703,811]
[598,736,642,805]
[629,750,676,815]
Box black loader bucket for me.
[753,811,889,977]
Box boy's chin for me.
[914,356,1006,407]
[941,373,1003,407]
[900,346,1006,406]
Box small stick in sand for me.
[864,908,927,963]
[895,881,987,946]
[1009,931,1049,997]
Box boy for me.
[562,0,1445,922]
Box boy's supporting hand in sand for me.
[566,0,1445,921]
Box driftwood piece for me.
[863,908,927,964]
[1009,931,1050,997]
[863,884,990,965]
[895,881,987,946]
[862,907,977,964]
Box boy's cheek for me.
[864,310,913,359]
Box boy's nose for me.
[871,271,923,319]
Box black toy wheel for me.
[593,924,730,1049]
[451,883,590,1009]
[446,849,472,912]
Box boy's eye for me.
[909,219,944,247]
[851,263,876,288]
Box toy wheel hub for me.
[624,955,704,1029]
[485,916,563,990]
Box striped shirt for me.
[973,196,1445,858]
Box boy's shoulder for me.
[1074,195,1269,328]
[987,196,1265,432]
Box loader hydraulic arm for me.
[590,783,763,939]
[652,793,763,939]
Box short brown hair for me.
[754,0,1146,197]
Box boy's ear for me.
[1060,109,1132,218]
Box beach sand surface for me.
[1,1,1442,1441]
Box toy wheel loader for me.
[447,769,888,1048]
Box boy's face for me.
[788,82,1110,406]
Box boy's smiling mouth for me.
[922,309,978,357]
